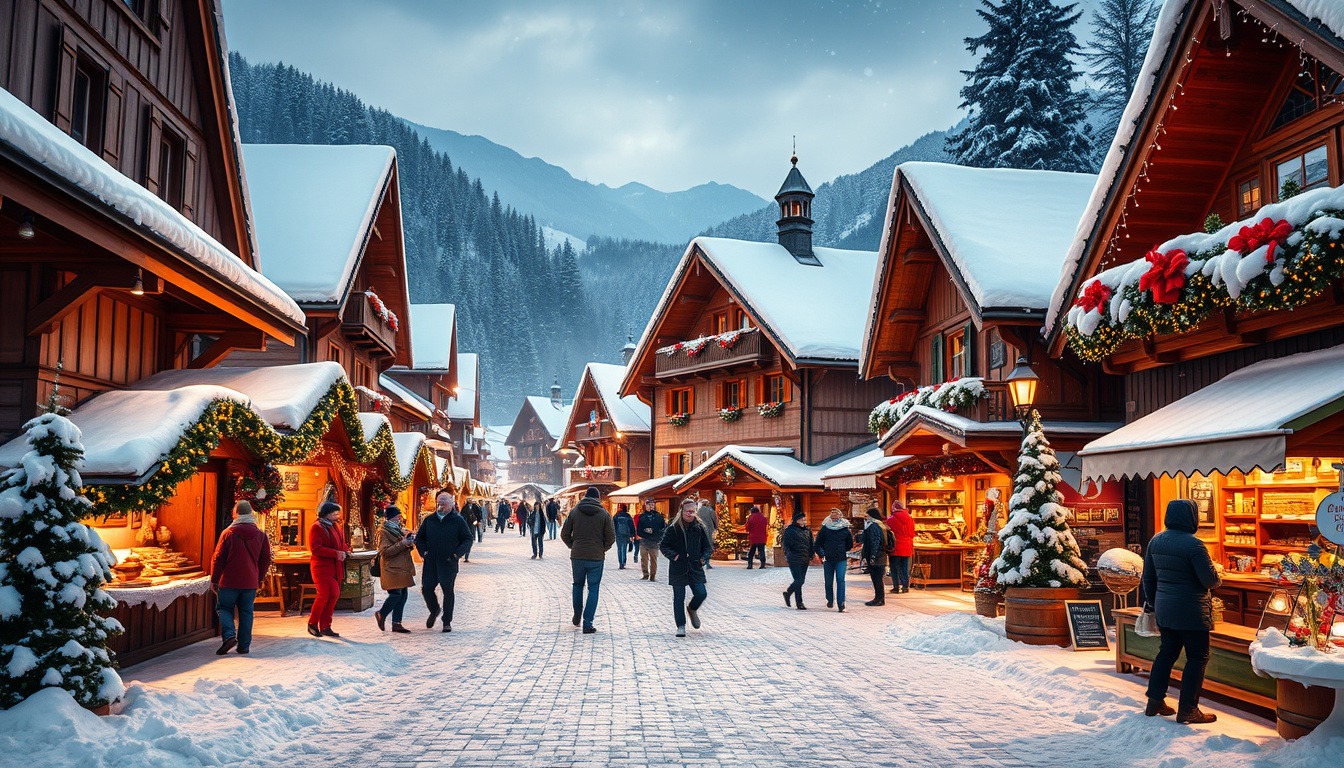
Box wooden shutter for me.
[783,376,792,403]
[53,27,79,132]
[102,70,124,165]
[181,138,199,216]
[661,453,670,476]
[930,334,944,384]
[963,322,976,377]
[144,106,165,194]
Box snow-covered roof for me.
[820,446,912,491]
[484,425,511,465]
[391,432,428,479]
[565,363,651,441]
[1078,345,1344,481]
[407,304,456,371]
[1044,0,1344,340]
[241,144,396,304]
[674,445,865,492]
[632,237,878,373]
[521,396,572,441]
[877,405,1118,450]
[895,162,1096,311]
[0,386,248,480]
[445,353,479,422]
[0,88,304,328]
[607,474,683,502]
[128,362,346,430]
[356,413,391,443]
[379,374,433,419]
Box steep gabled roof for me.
[379,373,433,420]
[506,396,572,446]
[555,362,651,451]
[407,303,458,375]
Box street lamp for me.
[1005,356,1039,428]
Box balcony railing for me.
[968,380,1012,423]
[342,295,398,354]
[566,466,622,485]
[654,330,766,378]
[576,420,616,442]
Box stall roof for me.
[552,480,621,499]
[820,446,913,491]
[356,413,391,443]
[390,432,427,480]
[878,405,1120,451]
[500,481,560,499]
[130,362,345,430]
[675,445,866,492]
[607,474,684,502]
[379,374,434,419]
[1079,346,1344,481]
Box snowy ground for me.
[1,532,1340,767]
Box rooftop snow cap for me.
[775,153,820,266]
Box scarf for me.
[822,517,849,530]
[230,513,258,528]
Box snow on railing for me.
[656,327,757,358]
[868,377,988,435]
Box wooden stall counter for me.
[103,577,215,668]
[912,543,981,589]
[1114,607,1274,709]
[270,549,377,614]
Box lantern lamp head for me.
[1005,356,1039,421]
[1266,589,1292,615]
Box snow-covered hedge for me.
[868,378,988,435]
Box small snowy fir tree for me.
[947,0,1094,172]
[991,411,1088,589]
[0,414,123,709]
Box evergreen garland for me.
[0,415,123,709]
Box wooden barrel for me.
[1276,678,1335,739]
[1004,587,1079,646]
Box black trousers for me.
[1147,626,1212,712]
[421,557,459,624]
[495,517,506,533]
[531,531,545,557]
[786,563,808,602]
[869,563,886,601]
[746,543,766,568]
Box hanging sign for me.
[1316,492,1344,547]
[1064,600,1110,651]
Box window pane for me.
[71,70,90,146]
[1277,156,1304,195]
[1304,145,1329,189]
[1238,178,1261,215]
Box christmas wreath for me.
[236,463,284,513]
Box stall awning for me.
[878,405,1119,455]
[674,444,870,493]
[820,446,913,490]
[1079,346,1344,481]
[607,474,683,502]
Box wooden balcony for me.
[967,380,1012,423]
[654,330,767,379]
[342,295,398,355]
[576,420,616,442]
[566,466,622,485]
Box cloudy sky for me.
[222,0,1102,199]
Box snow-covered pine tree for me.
[947,0,1094,172]
[1085,0,1160,122]
[991,411,1088,588]
[0,414,123,709]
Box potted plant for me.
[973,560,1003,617]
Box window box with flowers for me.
[757,401,784,419]
[363,288,401,332]
[668,413,690,428]
[719,407,743,423]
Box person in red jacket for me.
[210,500,273,655]
[744,506,769,569]
[308,500,350,638]
[886,501,916,594]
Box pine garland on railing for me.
[868,378,988,435]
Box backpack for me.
[883,525,897,556]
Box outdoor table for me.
[272,552,313,614]
[1251,631,1344,739]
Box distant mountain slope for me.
[405,120,766,244]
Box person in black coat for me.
[660,498,713,637]
[781,511,814,610]
[1141,499,1222,724]
[516,500,531,537]
[637,503,666,581]
[461,500,482,562]
[814,508,854,611]
[495,499,510,533]
[415,491,473,632]
[546,498,561,539]
[528,498,548,559]
[860,508,890,606]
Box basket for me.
[974,591,1003,617]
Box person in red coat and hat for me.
[886,501,916,594]
[744,506,769,569]
[307,500,350,638]
[210,500,273,655]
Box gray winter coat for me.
[1141,499,1221,631]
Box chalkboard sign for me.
[1064,600,1110,651]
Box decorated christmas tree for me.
[0,414,124,709]
[991,411,1088,589]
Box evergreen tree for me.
[0,414,123,709]
[946,0,1094,172]
[991,411,1088,589]
[1085,0,1160,122]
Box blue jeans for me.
[474,524,483,542]
[823,560,847,606]
[571,559,604,628]
[632,539,641,558]
[532,531,545,557]
[379,587,408,623]
[548,519,558,539]
[672,582,707,628]
[615,536,630,567]
[216,587,256,650]
[890,556,911,590]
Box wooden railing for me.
[654,330,767,378]
[566,466,622,485]
[576,420,615,442]
[968,380,1012,423]
[342,296,398,354]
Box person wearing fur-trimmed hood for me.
[661,498,713,637]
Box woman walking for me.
[814,508,853,611]
[1141,499,1222,724]
[307,501,350,638]
[745,506,768,569]
[861,507,890,606]
[660,498,714,637]
[781,510,813,609]
[374,505,416,633]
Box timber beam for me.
[27,265,151,336]
[186,330,267,369]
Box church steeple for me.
[775,151,819,266]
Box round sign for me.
[1316,492,1344,547]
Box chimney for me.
[550,379,563,409]
[622,334,636,365]
[775,153,821,266]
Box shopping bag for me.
[1135,609,1160,638]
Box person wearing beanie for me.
[861,507,892,606]
[209,500,272,655]
[415,491,472,632]
[374,505,417,633]
[561,485,615,633]
[813,508,854,611]
[780,510,814,610]
[612,503,635,570]
[661,498,713,636]
[745,505,768,570]
[886,501,916,594]
[307,500,350,638]
[636,499,666,581]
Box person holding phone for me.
[374,505,416,634]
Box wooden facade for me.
[556,364,652,492]
[505,396,573,487]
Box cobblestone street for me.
[121,532,1279,768]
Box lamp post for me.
[1005,356,1040,433]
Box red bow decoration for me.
[1228,217,1292,263]
[1073,280,1113,313]
[1138,247,1190,304]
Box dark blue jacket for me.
[637,511,666,545]
[782,522,814,566]
[613,511,635,538]
[415,511,472,564]
[496,501,511,522]
[1142,500,1221,631]
[546,500,561,521]
[814,522,854,563]
[861,521,889,566]
[660,520,713,587]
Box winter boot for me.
[1145,699,1175,717]
[795,599,807,611]
[1177,708,1216,724]
[374,611,386,631]
[783,590,792,607]
[391,623,411,634]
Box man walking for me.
[415,491,472,633]
[862,507,891,607]
[461,498,482,562]
[781,510,813,610]
[745,505,768,569]
[529,498,548,559]
[696,498,718,569]
[210,500,272,655]
[561,486,615,634]
[661,499,714,637]
[546,497,561,539]
[612,504,635,570]
[495,498,510,533]
[637,501,666,581]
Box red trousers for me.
[308,569,340,630]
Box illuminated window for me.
[1237,177,1262,216]
[947,330,967,380]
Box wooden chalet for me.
[504,388,573,492]
[553,361,652,504]
[1044,0,1344,727]
[854,161,1124,586]
[620,158,900,534]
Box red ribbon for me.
[1138,247,1190,304]
[1228,217,1292,263]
